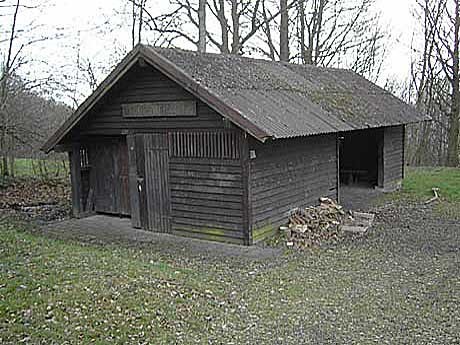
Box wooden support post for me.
[127,134,141,228]
[69,142,83,217]
[336,134,341,203]
[402,125,406,179]
[377,129,384,189]
[240,133,253,246]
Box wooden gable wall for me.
[74,64,229,136]
[69,63,247,244]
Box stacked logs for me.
[282,197,347,248]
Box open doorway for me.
[339,129,383,188]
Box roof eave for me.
[41,45,270,153]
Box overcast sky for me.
[1,0,417,104]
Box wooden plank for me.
[171,197,242,210]
[143,133,171,233]
[170,157,242,166]
[336,134,340,203]
[172,203,242,217]
[252,172,335,202]
[170,190,242,203]
[240,133,252,245]
[127,134,141,228]
[169,162,242,174]
[122,101,197,118]
[169,177,241,188]
[117,138,131,216]
[170,184,243,196]
[169,169,242,181]
[171,210,242,226]
[171,229,244,245]
[69,143,83,217]
[172,217,242,231]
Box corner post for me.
[69,142,83,217]
[240,132,253,246]
[336,134,341,203]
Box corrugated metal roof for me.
[42,45,429,153]
[151,47,428,138]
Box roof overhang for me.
[41,44,271,153]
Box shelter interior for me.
[339,129,383,188]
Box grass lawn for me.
[397,167,460,219]
[403,166,460,202]
[1,167,459,344]
[11,158,68,179]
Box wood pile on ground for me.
[282,197,374,249]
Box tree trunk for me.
[298,0,306,63]
[198,0,207,52]
[231,0,240,54]
[218,0,229,53]
[280,0,289,61]
[138,0,144,44]
[132,0,137,47]
[447,0,460,167]
[1,156,8,177]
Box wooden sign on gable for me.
[122,101,197,118]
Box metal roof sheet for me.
[42,45,429,153]
[151,47,428,138]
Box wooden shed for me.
[42,45,428,245]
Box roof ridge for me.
[147,45,352,74]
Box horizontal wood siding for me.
[249,134,338,242]
[169,157,245,244]
[76,64,228,136]
[383,125,404,191]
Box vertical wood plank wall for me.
[249,134,338,242]
[143,134,171,233]
[69,143,83,217]
[382,125,405,191]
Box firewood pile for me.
[282,197,347,248]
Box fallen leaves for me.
[0,177,71,222]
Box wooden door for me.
[118,139,131,216]
[128,133,171,232]
[91,138,131,216]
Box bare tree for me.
[403,0,459,167]
[136,0,291,55]
[129,0,148,47]
[257,0,386,78]
[0,0,56,176]
[414,0,460,167]
[279,0,289,61]
[198,0,207,52]
[1,0,22,176]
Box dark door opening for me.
[339,129,383,187]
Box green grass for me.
[1,208,459,344]
[402,167,460,202]
[11,158,68,179]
